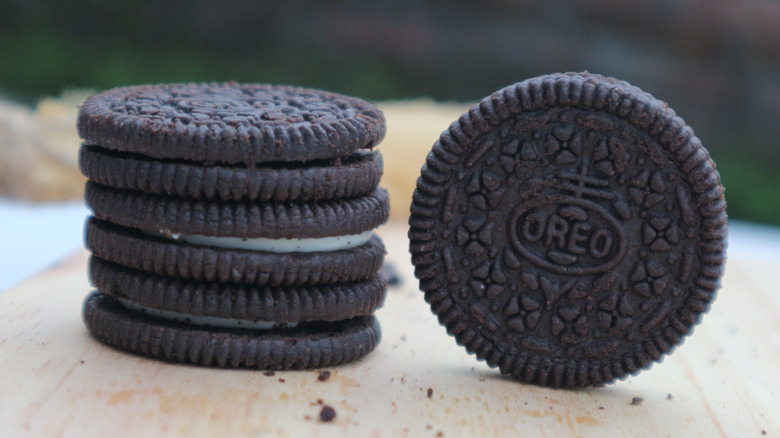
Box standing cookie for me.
[78,82,389,369]
[409,73,727,388]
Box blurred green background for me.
[1,0,778,224]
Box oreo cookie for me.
[409,73,727,388]
[89,256,388,324]
[78,82,389,369]
[77,83,385,165]
[83,292,381,369]
[84,181,389,240]
[79,145,383,202]
[85,218,386,286]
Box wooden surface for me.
[0,223,777,437]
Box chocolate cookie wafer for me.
[83,292,381,369]
[85,218,386,286]
[79,145,382,202]
[409,72,727,388]
[89,256,387,324]
[77,83,386,165]
[78,82,389,369]
[84,181,389,240]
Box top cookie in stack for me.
[77,83,390,369]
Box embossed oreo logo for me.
[510,197,627,274]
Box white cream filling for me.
[117,298,296,330]
[148,229,374,252]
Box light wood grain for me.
[0,224,777,437]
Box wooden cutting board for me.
[0,223,777,437]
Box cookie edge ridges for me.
[408,72,727,387]
[89,255,388,323]
[86,217,387,287]
[83,291,382,369]
[79,145,384,202]
[85,181,390,239]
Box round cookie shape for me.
[85,181,390,239]
[90,256,388,324]
[83,292,381,369]
[80,145,383,202]
[408,73,727,388]
[77,83,386,165]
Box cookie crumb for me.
[263,371,275,377]
[427,388,434,398]
[278,378,285,383]
[630,397,643,406]
[667,393,673,400]
[436,432,444,437]
[319,405,337,422]
[318,370,331,382]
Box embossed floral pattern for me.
[592,138,623,176]
[628,169,668,207]
[465,171,505,210]
[643,215,680,252]
[498,138,521,172]
[598,292,637,332]
[545,125,583,165]
[504,294,543,333]
[551,304,589,344]
[630,259,671,297]
[469,260,507,299]
[456,215,494,256]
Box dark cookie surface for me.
[86,217,386,286]
[79,146,383,202]
[90,256,387,323]
[83,291,381,369]
[85,181,390,239]
[77,83,386,165]
[409,73,727,388]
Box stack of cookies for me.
[77,83,389,369]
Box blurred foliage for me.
[717,145,780,226]
[1,0,779,224]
